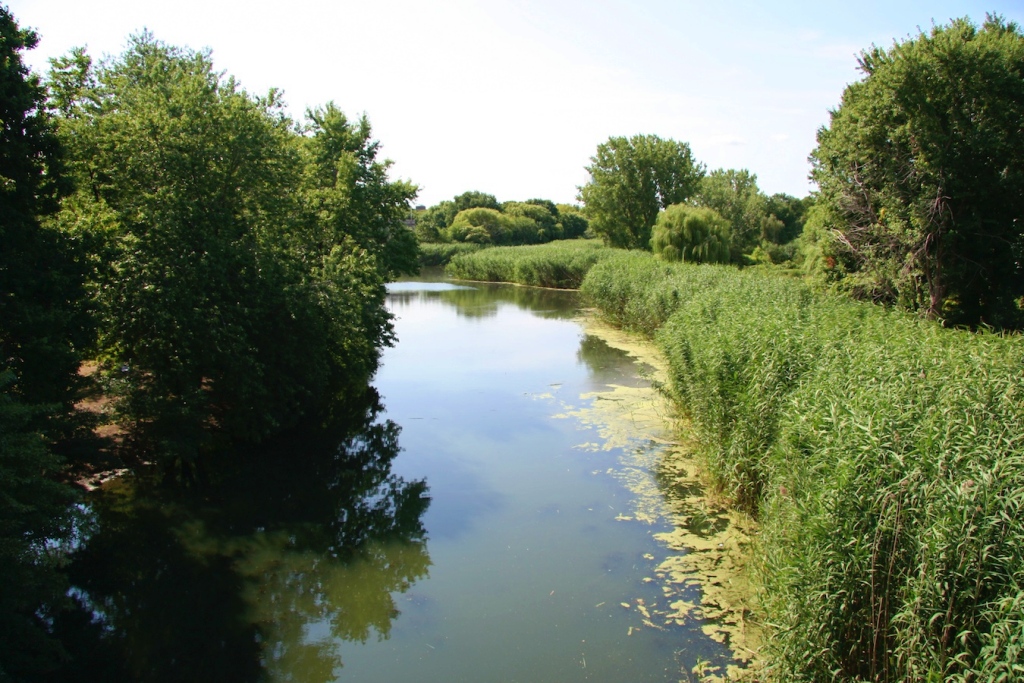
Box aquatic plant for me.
[445,239,614,289]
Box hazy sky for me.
[8,0,1023,206]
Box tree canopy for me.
[50,33,415,466]
[692,169,783,263]
[810,15,1024,328]
[578,134,705,249]
[417,192,588,246]
[0,8,83,674]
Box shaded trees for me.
[0,8,84,676]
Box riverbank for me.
[575,317,761,681]
[446,242,1024,682]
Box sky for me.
[8,0,1024,207]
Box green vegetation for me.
[581,250,1024,681]
[49,34,413,467]
[415,191,588,246]
[0,9,84,675]
[650,205,731,264]
[577,138,809,267]
[808,15,1024,328]
[446,240,615,289]
[578,134,704,250]
[1,15,417,673]
[6,3,1024,680]
[418,241,484,267]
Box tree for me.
[0,8,83,674]
[810,15,1024,328]
[502,201,560,240]
[651,204,731,264]
[765,192,811,245]
[692,169,783,263]
[301,103,419,279]
[415,190,498,242]
[555,203,589,239]
[578,134,704,249]
[447,207,538,244]
[50,35,400,468]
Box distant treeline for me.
[414,191,589,246]
[576,17,1024,330]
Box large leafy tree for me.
[0,7,83,675]
[50,35,404,468]
[578,134,705,249]
[301,104,419,279]
[811,15,1024,328]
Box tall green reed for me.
[578,250,1024,681]
[445,240,613,289]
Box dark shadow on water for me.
[43,391,431,683]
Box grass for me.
[445,239,615,289]
[417,242,484,267]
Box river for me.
[55,274,755,682]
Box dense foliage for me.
[650,204,731,264]
[578,134,704,249]
[810,15,1024,328]
[416,192,588,246]
[50,35,413,467]
[0,9,85,676]
[413,190,500,242]
[581,251,1024,681]
[418,241,483,267]
[446,240,614,289]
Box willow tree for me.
[811,15,1024,328]
[651,204,731,264]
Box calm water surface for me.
[59,275,734,682]
[344,277,732,682]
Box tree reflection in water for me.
[48,390,430,683]
[387,281,580,321]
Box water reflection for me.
[49,391,430,683]
[387,280,579,320]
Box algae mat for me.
[553,316,762,681]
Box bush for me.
[417,242,483,267]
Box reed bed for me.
[417,242,483,267]
[578,250,1024,681]
[445,239,614,289]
